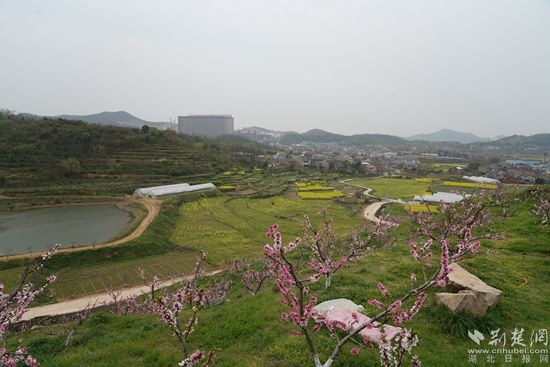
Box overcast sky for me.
[1,0,549,137]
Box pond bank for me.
[0,198,160,260]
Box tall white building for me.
[177,115,234,137]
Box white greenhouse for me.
[413,192,466,204]
[133,183,216,198]
[462,176,499,184]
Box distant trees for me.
[466,161,481,173]
[60,157,81,176]
[168,162,195,176]
[0,118,266,187]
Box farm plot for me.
[403,203,439,213]
[52,252,204,299]
[171,196,361,265]
[295,181,344,200]
[347,178,431,199]
[442,181,497,189]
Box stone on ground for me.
[436,263,502,316]
[313,298,364,316]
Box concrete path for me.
[22,270,222,321]
[362,200,390,224]
[338,180,397,225]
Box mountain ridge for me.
[56,111,175,130]
[408,128,486,144]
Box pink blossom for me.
[377,282,391,297]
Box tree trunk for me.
[325,273,332,288]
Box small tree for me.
[232,259,271,295]
[265,191,502,367]
[303,209,394,288]
[0,245,58,367]
[60,157,81,176]
[489,184,519,219]
[532,189,550,225]
[108,251,224,367]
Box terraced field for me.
[0,119,265,210]
[171,196,362,265]
[347,178,431,199]
[2,141,216,198]
[51,252,205,299]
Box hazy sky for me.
[1,0,549,137]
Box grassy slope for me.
[171,196,362,265]
[15,191,550,366]
[0,192,361,300]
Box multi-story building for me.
[177,115,234,137]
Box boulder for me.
[436,263,502,316]
[324,306,402,345]
[313,298,364,316]
[447,263,502,308]
[436,290,487,316]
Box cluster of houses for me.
[483,159,550,184]
[261,141,549,184]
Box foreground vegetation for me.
[171,196,361,265]
[7,187,549,366]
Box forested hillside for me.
[0,114,265,197]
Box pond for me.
[0,203,132,256]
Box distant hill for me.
[279,129,408,147]
[478,133,550,153]
[235,126,296,143]
[408,129,486,144]
[56,111,175,130]
[0,117,265,201]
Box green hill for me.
[0,116,265,200]
[279,128,409,146]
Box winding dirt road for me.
[362,200,391,224]
[101,198,161,247]
[339,179,397,225]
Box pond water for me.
[0,203,132,256]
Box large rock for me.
[313,298,364,316]
[436,290,486,316]
[323,306,402,345]
[436,263,502,316]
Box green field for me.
[403,203,439,213]
[297,191,344,200]
[347,178,431,199]
[442,181,497,189]
[14,189,550,366]
[52,252,205,299]
[171,196,362,265]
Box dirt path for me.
[101,198,161,247]
[2,198,161,261]
[22,269,222,321]
[362,200,390,224]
